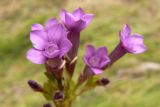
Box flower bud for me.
[43,103,52,107]
[97,78,110,86]
[28,80,43,92]
[53,91,64,101]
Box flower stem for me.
[104,42,127,69]
[66,31,80,76]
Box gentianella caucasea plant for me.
[26,7,147,107]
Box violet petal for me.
[83,56,90,67]
[124,34,146,54]
[99,56,110,68]
[120,24,131,40]
[74,19,86,31]
[85,45,95,57]
[31,24,44,31]
[47,24,67,42]
[60,9,67,23]
[45,18,58,29]
[26,48,46,64]
[91,67,103,74]
[30,30,47,50]
[96,46,108,56]
[59,38,72,57]
[82,14,94,25]
[72,7,84,19]
[65,12,76,29]
[130,44,147,54]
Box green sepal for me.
[62,69,77,101]
[76,76,100,95]
[44,72,56,83]
[43,82,53,101]
[43,79,59,101]
[43,92,52,101]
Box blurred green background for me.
[0,0,160,107]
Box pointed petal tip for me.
[120,23,131,40]
[86,44,95,52]
[86,44,94,48]
[59,38,72,57]
[123,24,131,30]
[73,7,84,13]
[45,18,58,29]
[96,46,108,57]
[82,14,94,25]
[60,9,67,22]
[31,23,44,31]
[78,7,84,12]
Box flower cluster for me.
[26,8,147,107]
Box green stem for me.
[53,100,73,107]
[57,79,63,90]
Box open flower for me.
[60,7,94,31]
[119,24,147,54]
[26,20,72,64]
[60,8,94,76]
[83,45,110,74]
[107,24,147,67]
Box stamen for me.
[58,60,66,70]
[70,56,78,64]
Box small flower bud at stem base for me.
[43,103,52,107]
[53,91,64,101]
[28,80,43,92]
[97,78,110,86]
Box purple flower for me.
[119,24,147,54]
[60,8,94,76]
[83,45,110,74]
[107,24,147,67]
[26,19,72,64]
[60,7,94,31]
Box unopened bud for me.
[53,91,64,101]
[28,80,43,92]
[43,103,52,107]
[97,78,110,86]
